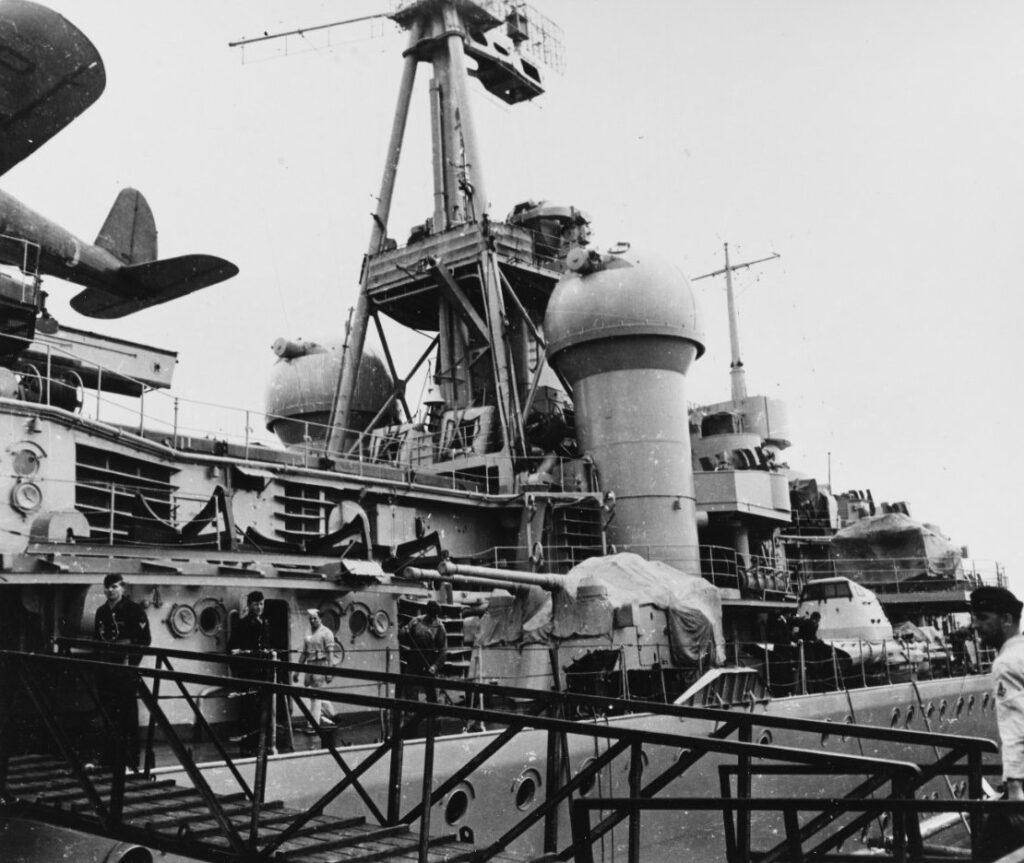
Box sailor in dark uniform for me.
[227,590,272,755]
[94,573,151,771]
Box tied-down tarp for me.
[476,552,724,666]
[830,513,965,585]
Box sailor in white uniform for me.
[972,585,1024,860]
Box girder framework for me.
[0,641,1004,862]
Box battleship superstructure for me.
[0,1,1008,861]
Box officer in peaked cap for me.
[971,585,1024,860]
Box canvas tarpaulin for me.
[830,513,964,586]
[475,552,724,665]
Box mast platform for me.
[363,222,562,329]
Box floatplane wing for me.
[0,0,238,319]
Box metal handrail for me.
[2,640,997,863]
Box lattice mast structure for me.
[324,0,568,470]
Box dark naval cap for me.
[970,586,1023,617]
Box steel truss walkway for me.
[0,641,1013,862]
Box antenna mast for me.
[694,244,780,403]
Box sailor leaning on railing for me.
[970,585,1024,860]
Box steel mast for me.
[694,243,780,404]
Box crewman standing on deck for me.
[971,585,1024,860]
[94,573,151,771]
[227,590,271,756]
[399,600,447,703]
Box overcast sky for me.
[23,1,1024,585]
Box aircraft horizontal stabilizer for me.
[0,0,106,176]
[69,254,239,318]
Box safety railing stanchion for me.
[387,698,405,824]
[417,711,436,862]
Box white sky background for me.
[18,1,1024,585]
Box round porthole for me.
[926,702,936,720]
[905,704,916,728]
[197,599,225,636]
[370,609,391,637]
[318,602,342,634]
[513,768,542,810]
[983,693,991,711]
[10,480,41,514]
[444,782,474,825]
[939,699,948,721]
[576,757,599,797]
[12,448,40,476]
[167,603,197,637]
[348,605,370,639]
[955,696,965,718]
[890,708,901,728]
[758,730,773,746]
[967,695,976,714]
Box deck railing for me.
[0,639,1003,862]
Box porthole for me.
[318,601,342,634]
[955,696,965,718]
[880,812,891,830]
[926,702,936,720]
[512,768,542,810]
[348,605,370,639]
[370,609,391,637]
[11,448,40,476]
[167,603,197,638]
[758,730,773,746]
[841,714,854,743]
[576,757,599,797]
[820,730,830,746]
[197,599,226,636]
[10,480,41,514]
[983,693,991,711]
[967,695,976,714]
[939,700,948,721]
[905,704,916,728]
[890,708,901,728]
[859,826,871,845]
[444,782,474,825]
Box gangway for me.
[0,641,1010,861]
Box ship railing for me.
[1,639,1001,862]
[795,556,1003,594]
[743,634,989,700]
[0,333,596,496]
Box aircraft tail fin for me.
[94,188,157,265]
[69,254,238,318]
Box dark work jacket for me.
[227,614,272,677]
[94,597,152,665]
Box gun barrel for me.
[405,562,567,590]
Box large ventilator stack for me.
[544,248,705,572]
